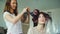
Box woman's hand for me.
[27,7,30,12]
[22,8,28,13]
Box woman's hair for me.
[38,12,52,27]
[38,12,52,22]
[32,9,40,27]
[3,0,18,16]
[33,9,40,15]
[32,9,40,21]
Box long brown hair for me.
[4,0,18,16]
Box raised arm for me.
[21,8,30,24]
[5,8,28,24]
[24,12,30,24]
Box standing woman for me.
[3,0,30,34]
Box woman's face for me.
[38,14,46,24]
[10,0,17,10]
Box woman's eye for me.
[13,2,16,4]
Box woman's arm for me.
[5,8,27,24]
[24,12,30,24]
[21,8,30,23]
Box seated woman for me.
[27,12,53,34]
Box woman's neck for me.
[36,24,45,32]
[37,24,44,30]
[10,9,14,14]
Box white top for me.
[27,27,51,34]
[3,11,23,34]
[27,27,45,34]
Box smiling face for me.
[10,0,17,10]
[4,0,18,16]
[38,14,46,25]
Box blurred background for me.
[0,0,60,34]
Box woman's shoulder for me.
[3,11,10,15]
[3,11,11,17]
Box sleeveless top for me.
[3,11,23,34]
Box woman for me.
[3,0,30,34]
[27,12,53,34]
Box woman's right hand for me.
[22,8,28,13]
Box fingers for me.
[22,8,27,13]
[22,7,30,13]
[27,7,30,12]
